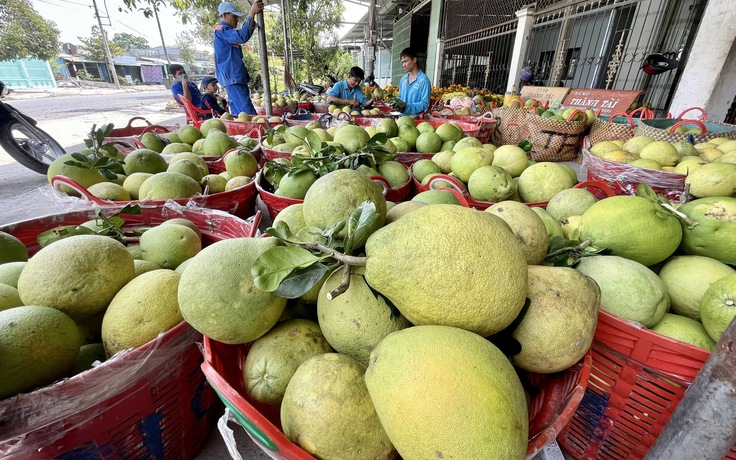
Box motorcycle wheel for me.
[0,121,66,175]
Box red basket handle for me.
[124,116,152,128]
[527,101,544,113]
[369,175,391,196]
[479,111,496,120]
[565,109,585,123]
[428,174,466,193]
[668,119,708,133]
[628,107,654,120]
[434,187,470,207]
[607,112,635,127]
[133,138,146,149]
[676,107,707,120]
[51,175,114,205]
[141,124,172,134]
[249,210,262,238]
[335,111,351,122]
[573,180,616,198]
[296,108,310,115]
[507,99,524,109]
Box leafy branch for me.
[544,236,609,267]
[635,184,697,229]
[63,123,129,181]
[37,204,143,247]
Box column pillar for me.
[506,6,536,93]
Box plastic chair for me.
[177,95,213,128]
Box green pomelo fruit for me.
[86,182,131,201]
[47,153,107,196]
[123,149,168,175]
[0,284,22,311]
[0,231,28,264]
[396,116,415,129]
[167,159,204,181]
[225,176,252,191]
[468,165,514,202]
[140,224,201,270]
[133,259,162,277]
[276,170,318,199]
[575,255,669,327]
[273,204,307,233]
[491,145,528,177]
[440,140,456,152]
[629,158,663,170]
[531,207,565,239]
[639,141,679,167]
[622,136,654,155]
[589,141,621,157]
[651,313,716,351]
[201,174,228,194]
[486,201,549,265]
[452,136,483,152]
[192,138,206,154]
[513,266,600,372]
[436,123,462,143]
[178,238,287,344]
[416,121,435,133]
[302,169,387,237]
[243,319,332,406]
[658,255,735,321]
[678,197,736,264]
[0,261,26,288]
[161,142,192,155]
[203,130,235,157]
[672,141,698,157]
[411,189,461,205]
[386,201,426,223]
[388,137,408,152]
[200,118,227,138]
[122,172,152,199]
[674,158,705,175]
[411,159,441,182]
[546,188,598,222]
[333,125,370,154]
[700,274,736,342]
[162,217,204,240]
[365,325,527,460]
[561,215,583,239]
[139,132,166,152]
[69,343,106,376]
[225,150,258,178]
[17,235,134,321]
[169,152,209,176]
[378,161,409,188]
[138,172,201,200]
[177,125,202,145]
[718,140,736,153]
[415,132,442,153]
[517,162,576,203]
[376,119,399,138]
[451,147,492,182]
[365,205,527,336]
[354,164,380,178]
[0,306,82,398]
[579,195,682,266]
[600,149,638,163]
[272,143,300,153]
[284,126,310,146]
[685,163,736,198]
[699,148,724,162]
[318,268,410,367]
[432,150,454,174]
[281,353,396,460]
[398,126,420,150]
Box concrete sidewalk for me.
[5,82,169,101]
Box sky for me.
[31,0,368,53]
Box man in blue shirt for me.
[169,64,202,107]
[214,1,263,115]
[327,66,374,107]
[395,48,431,116]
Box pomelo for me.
[276,169,317,199]
[137,172,202,200]
[700,274,736,342]
[378,161,410,188]
[273,204,307,233]
[491,145,528,177]
[486,201,548,265]
[0,231,28,264]
[651,313,716,351]
[546,187,598,222]
[468,166,514,202]
[47,153,107,196]
[123,149,168,175]
[685,163,736,198]
[451,147,492,182]
[411,159,441,182]
[411,189,462,205]
[167,159,205,181]
[517,162,576,203]
[333,125,369,154]
[140,223,201,269]
[531,207,565,239]
[678,197,736,265]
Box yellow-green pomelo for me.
[283,126,309,146]
[138,172,202,200]
[47,153,107,195]
[177,125,202,145]
[0,306,82,398]
[126,244,142,259]
[451,147,492,182]
[161,142,192,155]
[600,149,638,163]
[685,163,736,198]
[203,130,236,157]
[441,140,456,151]
[416,121,435,133]
[514,266,600,373]
[531,207,565,239]
[199,118,227,138]
[192,138,205,154]
[486,201,548,265]
[467,165,514,202]
[709,137,730,146]
[699,148,724,162]
[0,284,22,311]
[546,187,598,222]
[317,268,410,367]
[517,162,576,203]
[436,123,462,143]
[651,313,716,351]
[411,189,461,205]
[590,141,621,157]
[561,215,583,239]
[674,158,705,175]
[452,136,483,152]
[492,145,528,177]
[376,118,399,138]
[579,195,682,266]
[694,142,715,151]
[678,197,736,264]
[133,259,161,277]
[70,343,106,376]
[629,158,663,170]
[85,182,130,201]
[386,201,425,223]
[225,176,252,191]
[0,232,28,264]
[365,325,528,460]
[281,353,396,460]
[575,255,669,327]
[101,269,183,356]
[161,218,201,240]
[717,151,736,164]
[123,149,168,175]
[140,132,165,152]
[658,255,735,321]
[398,125,420,150]
[396,115,414,129]
[163,132,182,144]
[0,261,25,288]
[166,159,204,181]
[311,128,332,142]
[122,172,152,199]
[700,274,736,342]
[225,150,258,177]
[174,258,191,275]
[415,132,442,153]
[639,141,679,166]
[17,235,134,321]
[243,319,333,406]
[276,170,317,199]
[623,136,654,155]
[365,205,527,336]
[672,141,698,157]
[388,136,409,152]
[178,238,287,344]
[201,174,228,194]
[302,169,386,236]
[333,124,370,154]
[718,140,736,153]
[432,150,454,173]
[273,204,307,233]
[169,152,209,176]
[411,159,441,182]
[140,223,201,270]
[378,161,409,188]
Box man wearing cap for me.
[214,0,263,115]
[199,76,228,117]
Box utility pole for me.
[257,11,272,115]
[92,0,120,88]
[280,0,293,91]
[152,1,172,66]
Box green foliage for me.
[77,26,126,61]
[64,124,127,181]
[37,205,142,247]
[0,0,60,61]
[112,32,149,50]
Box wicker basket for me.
[255,105,297,117]
[0,205,259,459]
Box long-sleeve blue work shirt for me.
[328,80,367,105]
[214,18,258,87]
[398,70,431,115]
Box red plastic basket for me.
[221,119,276,137]
[283,110,333,128]
[202,337,591,460]
[0,205,260,460]
[558,311,736,460]
[311,102,330,113]
[104,117,178,154]
[256,105,297,117]
[427,110,496,144]
[297,101,313,112]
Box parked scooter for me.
[0,80,65,174]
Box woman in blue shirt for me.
[327,66,374,107]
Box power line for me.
[36,0,91,10]
[113,18,148,37]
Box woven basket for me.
[524,110,587,162]
[255,105,297,117]
[491,106,529,146]
[588,112,639,144]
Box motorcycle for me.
[0,80,66,174]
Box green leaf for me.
[273,262,330,299]
[304,131,323,152]
[37,225,95,247]
[98,168,119,181]
[344,201,378,254]
[101,123,115,137]
[71,152,91,163]
[635,183,658,201]
[367,133,388,146]
[119,204,142,215]
[95,128,105,146]
[252,246,326,292]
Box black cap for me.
[201,76,218,88]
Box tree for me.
[0,0,60,61]
[78,26,126,61]
[112,32,148,51]
[175,33,196,67]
